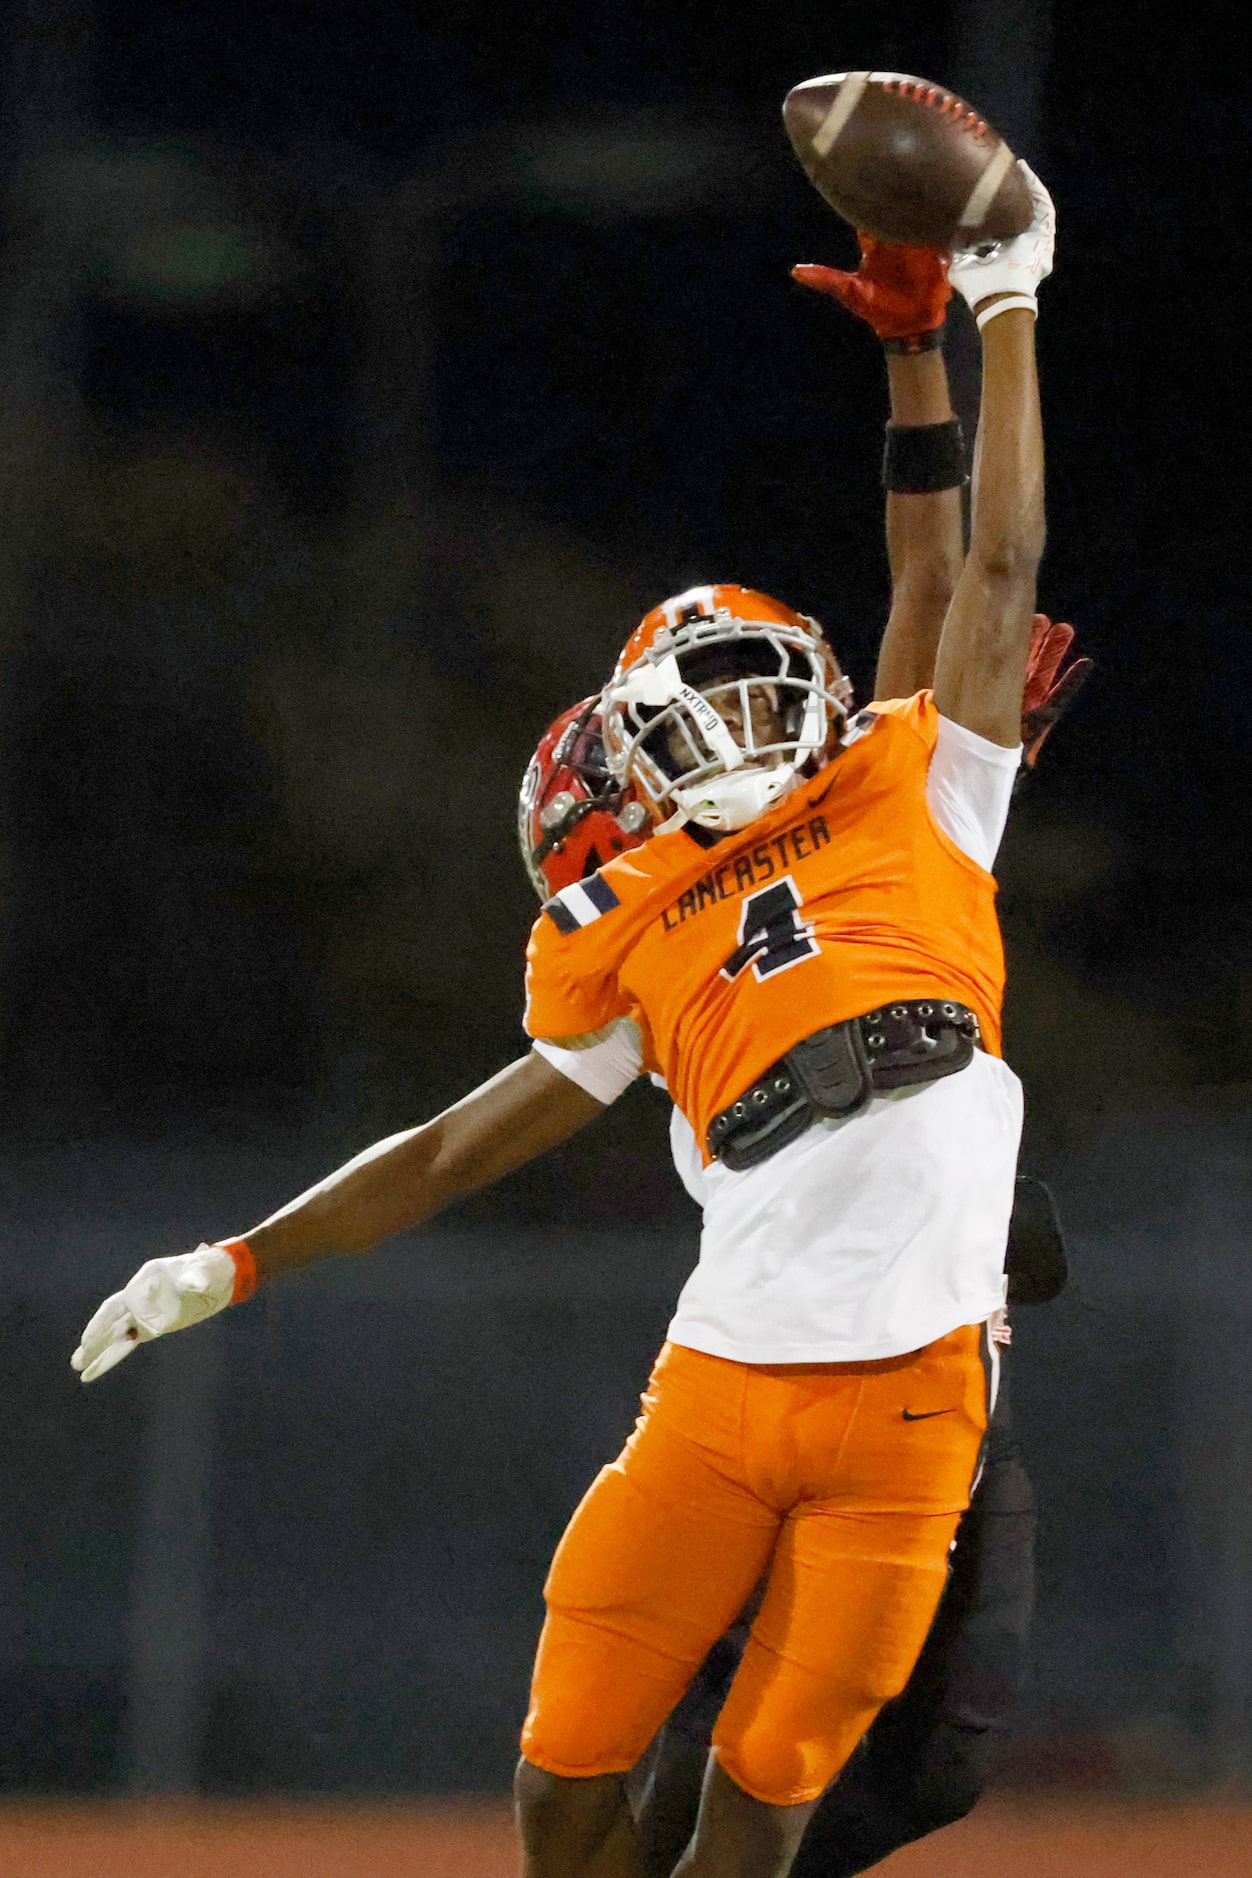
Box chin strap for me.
[676,765,801,832]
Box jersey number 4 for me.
[720,876,819,982]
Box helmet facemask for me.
[604,610,851,833]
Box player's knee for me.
[717,1672,904,1805]
[716,1724,845,1808]
[515,1757,629,1860]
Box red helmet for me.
[518,696,649,898]
[601,583,851,833]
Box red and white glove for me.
[950,161,1055,331]
[1021,613,1092,768]
[70,1240,256,1382]
[792,235,952,350]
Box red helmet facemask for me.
[518,696,649,899]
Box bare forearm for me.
[885,347,953,428]
[239,1054,605,1282]
[933,309,1043,743]
[876,351,965,698]
[880,490,963,690]
[70,1052,608,1383]
[967,311,1045,578]
[241,1124,459,1278]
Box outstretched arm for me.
[71,1051,604,1380]
[933,307,1043,742]
[793,237,964,698]
[244,1051,604,1270]
[934,167,1053,744]
[878,345,965,696]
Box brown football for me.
[783,71,1032,248]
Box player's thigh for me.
[714,1504,961,1805]
[522,1346,779,1777]
[712,1336,987,1808]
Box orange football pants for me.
[521,1325,989,1806]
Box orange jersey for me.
[524,693,1006,1156]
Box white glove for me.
[950,161,1055,331]
[71,1245,238,1383]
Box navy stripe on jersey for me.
[583,873,620,915]
[544,898,581,935]
[543,871,622,934]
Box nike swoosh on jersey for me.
[901,1407,954,1421]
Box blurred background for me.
[2,0,1251,1854]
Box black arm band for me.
[882,418,967,494]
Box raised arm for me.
[793,237,964,698]
[933,167,1054,744]
[878,345,965,696]
[71,1051,604,1381]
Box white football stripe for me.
[663,585,715,629]
[560,880,602,927]
[958,139,1015,230]
[811,71,869,157]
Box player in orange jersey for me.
[74,169,1056,1878]
[518,683,1070,1878]
[514,165,1055,1878]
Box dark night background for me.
[3,0,1251,1805]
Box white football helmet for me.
[600,583,851,832]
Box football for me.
[783,71,1033,248]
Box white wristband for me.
[974,293,1039,332]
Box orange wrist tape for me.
[218,1236,258,1304]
